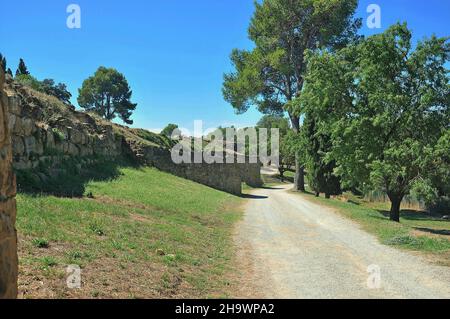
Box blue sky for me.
[1,0,449,132]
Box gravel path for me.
[236,184,450,299]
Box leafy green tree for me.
[302,115,341,198]
[257,115,291,178]
[256,115,290,136]
[15,58,30,76]
[78,67,137,125]
[160,124,179,138]
[303,24,449,222]
[222,0,361,191]
[41,79,72,104]
[278,131,298,182]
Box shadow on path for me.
[241,194,269,200]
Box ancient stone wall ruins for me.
[0,70,18,299]
[4,77,262,195]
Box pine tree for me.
[6,68,13,76]
[16,58,30,76]
[0,53,6,72]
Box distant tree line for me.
[0,54,138,124]
[0,54,73,104]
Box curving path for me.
[235,184,450,299]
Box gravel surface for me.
[236,184,450,299]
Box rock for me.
[0,69,18,298]
[7,96,21,116]
[23,136,36,155]
[156,249,165,256]
[11,136,24,156]
[22,118,34,136]
[443,215,450,220]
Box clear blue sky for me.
[1,0,449,132]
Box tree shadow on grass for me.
[348,200,361,206]
[377,209,444,222]
[414,227,450,236]
[16,157,139,198]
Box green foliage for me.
[256,115,290,135]
[51,128,66,142]
[14,71,72,104]
[132,128,176,148]
[302,116,341,197]
[32,238,49,249]
[15,74,43,91]
[222,0,361,190]
[78,67,137,125]
[0,53,6,72]
[223,0,361,128]
[278,131,297,180]
[16,58,30,76]
[40,79,72,104]
[300,23,449,221]
[160,123,179,138]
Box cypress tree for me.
[16,58,30,76]
[0,53,6,72]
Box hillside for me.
[17,166,243,298]
[5,74,262,197]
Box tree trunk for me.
[325,193,331,199]
[289,113,305,192]
[294,159,306,192]
[315,191,320,197]
[387,192,403,222]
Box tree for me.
[41,79,72,104]
[6,69,13,77]
[257,114,291,177]
[77,67,137,125]
[15,74,43,91]
[160,124,179,138]
[256,115,290,136]
[278,131,297,182]
[302,115,341,198]
[15,58,30,76]
[0,53,6,72]
[222,0,361,192]
[303,24,449,222]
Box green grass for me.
[17,167,242,298]
[296,190,450,265]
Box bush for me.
[32,238,50,249]
[15,74,42,91]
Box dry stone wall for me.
[0,70,18,299]
[5,77,262,196]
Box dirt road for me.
[235,184,450,299]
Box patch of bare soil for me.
[17,234,199,299]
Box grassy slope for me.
[17,167,242,299]
[295,190,450,266]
